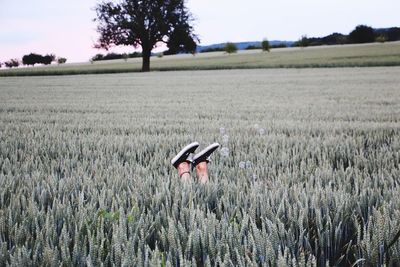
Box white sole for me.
[193,143,220,165]
[171,142,200,167]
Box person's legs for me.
[192,143,220,184]
[177,161,192,182]
[195,161,208,184]
[172,142,219,184]
[171,142,199,182]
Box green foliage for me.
[57,57,67,65]
[387,27,400,41]
[4,59,20,68]
[22,53,56,66]
[225,42,237,54]
[262,39,270,52]
[296,35,309,48]
[306,33,348,46]
[164,24,198,55]
[376,34,387,43]
[349,25,375,44]
[95,0,196,71]
[1,68,400,266]
[91,52,142,62]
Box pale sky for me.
[0,0,399,63]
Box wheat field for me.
[1,67,400,266]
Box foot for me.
[192,143,220,166]
[171,142,199,168]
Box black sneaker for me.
[171,142,199,168]
[192,143,220,166]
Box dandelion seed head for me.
[222,134,229,144]
[239,161,246,169]
[259,128,265,135]
[219,127,225,135]
[246,160,252,169]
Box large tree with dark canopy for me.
[349,25,375,44]
[94,0,197,72]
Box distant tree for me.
[306,33,348,46]
[349,25,375,43]
[225,42,237,54]
[91,54,104,62]
[57,57,67,64]
[387,27,400,41]
[94,0,197,72]
[296,35,309,48]
[322,33,348,45]
[0,62,2,68]
[4,59,20,68]
[22,53,42,66]
[42,54,56,65]
[261,39,270,52]
[376,34,387,43]
[91,52,135,62]
[22,53,55,66]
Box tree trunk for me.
[141,47,151,72]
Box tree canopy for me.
[22,53,56,66]
[94,0,197,72]
[4,59,20,68]
[349,25,375,43]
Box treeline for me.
[199,42,288,53]
[0,53,67,69]
[294,25,400,47]
[90,52,142,62]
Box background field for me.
[1,67,400,266]
[1,42,400,76]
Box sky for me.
[0,0,399,63]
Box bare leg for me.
[177,162,192,182]
[195,162,209,184]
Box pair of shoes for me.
[171,142,220,168]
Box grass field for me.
[0,42,400,76]
[1,67,400,266]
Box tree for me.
[22,53,43,66]
[225,42,237,54]
[349,25,375,43]
[0,62,2,68]
[4,59,20,68]
[376,34,387,43]
[387,27,400,41]
[297,35,309,48]
[22,53,56,66]
[94,0,197,72]
[57,57,67,64]
[42,54,55,65]
[261,39,270,52]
